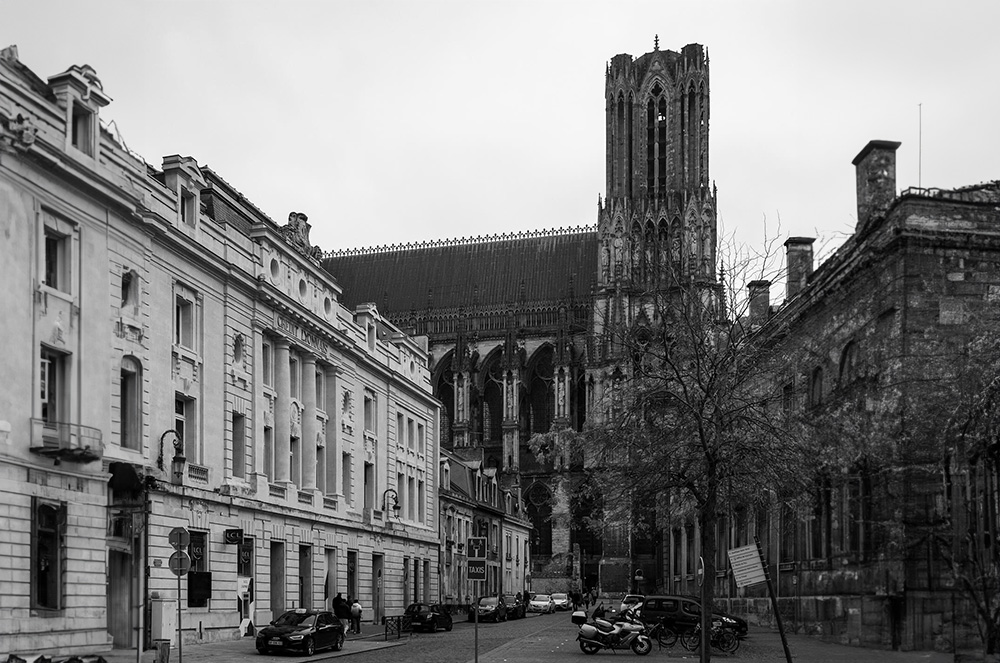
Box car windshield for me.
[479,597,497,606]
[552,593,567,599]
[274,612,316,627]
[404,604,427,614]
[533,595,550,601]
[502,595,517,603]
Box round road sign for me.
[169,526,190,550]
[169,550,191,576]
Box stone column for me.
[301,354,318,491]
[553,366,571,426]
[274,339,291,484]
[502,369,520,471]
[323,366,339,496]
[453,371,469,447]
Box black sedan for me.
[404,602,454,632]
[255,609,345,655]
[468,595,507,623]
[501,594,526,619]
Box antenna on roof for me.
[918,103,922,189]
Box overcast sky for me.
[5,1,998,266]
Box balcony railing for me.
[188,464,209,483]
[30,418,103,463]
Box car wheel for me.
[303,636,315,656]
[445,619,453,632]
[333,632,344,651]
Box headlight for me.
[288,635,304,641]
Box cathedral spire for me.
[654,34,659,51]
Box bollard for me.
[153,640,170,663]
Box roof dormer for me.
[47,64,111,159]
[162,155,206,229]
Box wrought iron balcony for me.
[30,418,102,463]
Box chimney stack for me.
[785,237,815,300]
[747,280,771,325]
[852,139,901,232]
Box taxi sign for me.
[468,559,486,581]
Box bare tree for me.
[537,234,810,661]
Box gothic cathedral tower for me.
[593,41,717,364]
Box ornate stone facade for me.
[323,40,717,594]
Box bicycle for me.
[644,617,679,648]
[679,619,740,653]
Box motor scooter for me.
[574,607,652,656]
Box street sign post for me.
[168,527,189,663]
[467,536,489,663]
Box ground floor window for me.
[32,497,66,610]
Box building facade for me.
[688,141,1000,651]
[437,448,531,608]
[0,46,440,657]
[323,40,716,594]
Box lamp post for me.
[381,489,401,517]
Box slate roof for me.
[322,228,600,313]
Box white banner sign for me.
[728,544,767,588]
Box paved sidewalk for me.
[96,629,404,663]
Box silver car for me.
[551,592,572,611]
[528,593,555,613]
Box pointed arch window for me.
[645,82,668,198]
[809,367,824,408]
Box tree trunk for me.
[699,457,719,663]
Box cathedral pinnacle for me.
[654,34,659,51]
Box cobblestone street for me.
[94,613,960,663]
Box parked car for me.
[404,602,454,632]
[502,594,526,619]
[550,592,572,611]
[468,595,508,622]
[528,593,556,614]
[256,608,345,655]
[620,593,645,615]
[638,595,748,636]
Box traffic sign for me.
[169,550,191,576]
[468,559,486,581]
[468,537,487,560]
[169,526,190,550]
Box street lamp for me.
[381,489,401,516]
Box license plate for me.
[268,639,282,645]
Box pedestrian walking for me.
[350,597,363,635]
[584,588,591,611]
[332,593,350,629]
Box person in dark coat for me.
[332,592,350,627]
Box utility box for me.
[151,597,177,644]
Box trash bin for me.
[153,639,170,663]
